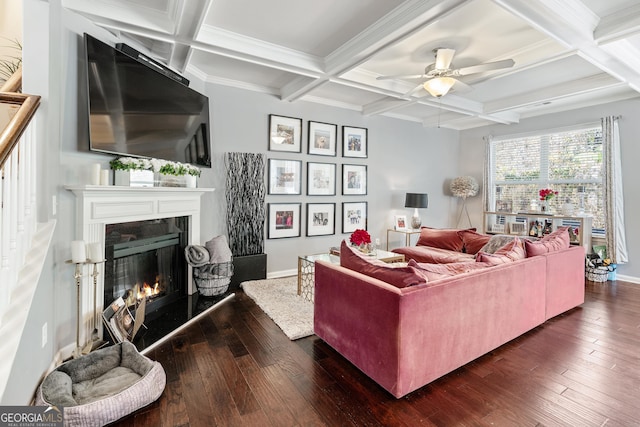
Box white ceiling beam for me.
[362,98,414,116]
[494,0,640,94]
[283,0,471,101]
[485,73,623,112]
[594,4,640,45]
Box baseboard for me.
[268,269,297,279]
[615,274,640,284]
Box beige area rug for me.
[241,276,314,340]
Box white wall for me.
[459,100,640,280]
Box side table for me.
[297,249,405,302]
[386,228,421,250]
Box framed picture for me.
[509,222,526,235]
[342,126,368,158]
[342,202,367,233]
[268,203,301,239]
[307,162,336,196]
[308,121,337,156]
[496,200,513,213]
[342,164,367,195]
[306,203,335,237]
[268,159,302,195]
[490,223,506,234]
[268,114,302,152]
[394,215,408,230]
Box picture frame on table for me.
[306,203,335,237]
[307,162,336,196]
[342,164,367,195]
[308,121,337,156]
[509,222,526,235]
[342,126,368,158]
[268,158,302,195]
[268,114,302,152]
[490,223,506,234]
[342,201,367,233]
[394,215,408,231]
[267,203,301,239]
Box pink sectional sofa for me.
[313,230,585,398]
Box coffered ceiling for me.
[62,0,640,130]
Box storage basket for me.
[585,266,610,283]
[193,261,234,296]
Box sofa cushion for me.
[476,237,526,265]
[392,245,475,264]
[339,241,426,288]
[524,227,570,256]
[408,259,492,280]
[458,229,491,254]
[416,227,475,252]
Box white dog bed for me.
[36,342,166,426]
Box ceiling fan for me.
[377,48,515,98]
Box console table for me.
[386,228,421,250]
[297,250,405,302]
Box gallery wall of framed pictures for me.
[265,114,369,239]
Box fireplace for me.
[67,185,214,352]
[104,217,188,322]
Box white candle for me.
[90,163,101,186]
[71,240,86,263]
[100,169,110,185]
[87,242,103,262]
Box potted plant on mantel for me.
[110,157,201,187]
[225,152,267,290]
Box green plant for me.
[0,37,22,84]
[109,157,200,177]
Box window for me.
[489,125,604,234]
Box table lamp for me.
[405,193,429,229]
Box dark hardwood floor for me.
[112,279,640,426]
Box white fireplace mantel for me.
[66,185,214,345]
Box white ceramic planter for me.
[114,170,154,187]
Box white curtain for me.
[482,136,492,212]
[602,116,628,264]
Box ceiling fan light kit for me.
[423,77,456,97]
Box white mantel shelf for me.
[65,185,215,347]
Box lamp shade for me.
[405,193,429,209]
[423,77,456,97]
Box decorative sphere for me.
[450,176,479,198]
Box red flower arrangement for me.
[350,229,371,246]
[539,188,558,201]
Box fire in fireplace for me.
[104,217,189,323]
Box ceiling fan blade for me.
[376,74,425,81]
[403,83,425,97]
[435,48,455,70]
[455,59,515,76]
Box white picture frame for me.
[307,162,336,196]
[342,164,367,195]
[342,126,368,158]
[268,114,302,152]
[342,202,367,233]
[394,215,408,231]
[268,203,301,239]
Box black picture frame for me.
[267,203,301,239]
[268,114,302,152]
[306,203,336,237]
[308,121,337,156]
[342,202,368,233]
[307,162,336,196]
[342,125,368,158]
[342,164,367,195]
[268,158,302,195]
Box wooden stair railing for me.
[0,67,41,325]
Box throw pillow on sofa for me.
[476,237,526,265]
[339,240,426,288]
[416,227,475,252]
[524,226,570,256]
[458,229,491,254]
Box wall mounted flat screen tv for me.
[84,33,211,167]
